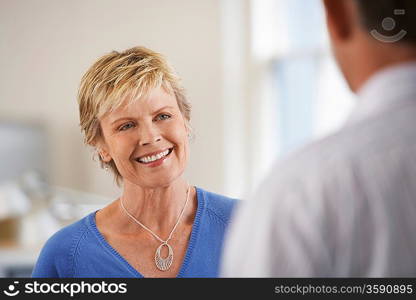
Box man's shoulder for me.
[274,106,416,182]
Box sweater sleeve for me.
[31,234,62,277]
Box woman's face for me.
[98,86,189,188]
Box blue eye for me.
[155,114,171,121]
[119,122,135,131]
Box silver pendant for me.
[155,242,173,271]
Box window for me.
[251,0,355,167]
[221,0,354,198]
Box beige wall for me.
[0,0,227,199]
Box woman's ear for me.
[184,120,192,139]
[97,146,112,163]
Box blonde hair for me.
[77,46,191,185]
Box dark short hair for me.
[354,0,416,45]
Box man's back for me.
[222,62,416,276]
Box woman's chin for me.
[125,173,182,189]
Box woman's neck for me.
[118,178,193,236]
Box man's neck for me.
[353,44,416,93]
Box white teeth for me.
[139,149,170,163]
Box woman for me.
[32,46,237,278]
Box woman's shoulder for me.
[32,212,95,277]
[195,187,239,225]
[45,213,93,249]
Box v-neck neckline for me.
[88,186,205,278]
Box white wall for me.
[0,0,228,199]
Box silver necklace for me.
[119,186,190,271]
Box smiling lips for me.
[136,148,173,164]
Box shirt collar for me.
[346,61,416,125]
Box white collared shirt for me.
[221,61,416,277]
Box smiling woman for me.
[98,86,189,189]
[31,46,238,278]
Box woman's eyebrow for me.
[153,105,175,113]
[110,117,132,125]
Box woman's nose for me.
[139,124,161,146]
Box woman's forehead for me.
[102,86,178,119]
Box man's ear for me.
[322,0,355,42]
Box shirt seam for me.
[206,206,228,227]
[68,225,90,278]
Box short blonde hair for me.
[77,46,191,185]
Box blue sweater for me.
[32,187,237,278]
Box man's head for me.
[323,0,416,92]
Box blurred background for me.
[0,0,354,277]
